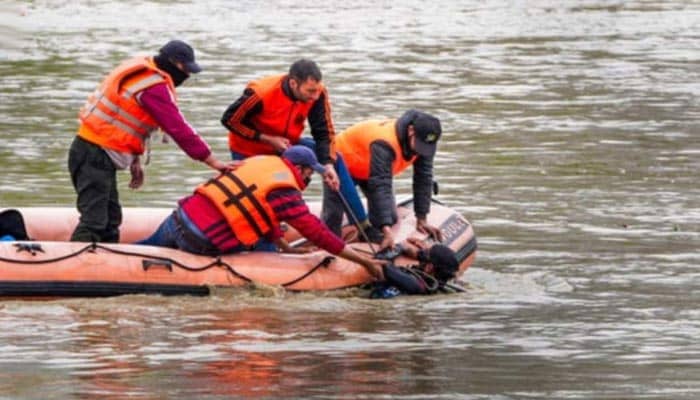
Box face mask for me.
[154,55,189,87]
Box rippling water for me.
[1,0,700,398]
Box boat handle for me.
[14,242,45,256]
[142,259,173,272]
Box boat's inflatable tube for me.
[0,199,476,297]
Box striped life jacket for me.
[195,156,301,245]
[78,56,176,154]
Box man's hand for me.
[339,246,386,281]
[204,155,242,173]
[361,258,386,281]
[379,226,395,251]
[416,217,443,241]
[406,236,429,251]
[129,159,144,189]
[322,163,340,191]
[261,134,291,153]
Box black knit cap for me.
[429,244,458,282]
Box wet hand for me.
[406,236,429,252]
[417,218,443,242]
[364,259,386,281]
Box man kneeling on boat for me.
[137,145,384,279]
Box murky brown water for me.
[1,0,700,398]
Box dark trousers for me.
[68,136,121,243]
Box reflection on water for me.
[1,0,700,398]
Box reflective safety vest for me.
[335,119,416,180]
[195,156,301,245]
[228,74,317,156]
[78,56,176,154]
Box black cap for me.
[429,244,458,282]
[159,40,202,74]
[412,112,442,157]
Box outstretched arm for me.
[337,245,385,280]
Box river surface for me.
[1,1,699,399]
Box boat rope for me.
[92,243,254,283]
[0,242,340,288]
[281,256,334,288]
[0,242,94,264]
[0,242,255,283]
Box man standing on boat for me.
[68,40,235,243]
[137,145,384,280]
[220,59,370,232]
[322,110,445,250]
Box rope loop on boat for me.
[281,256,334,288]
[92,244,254,283]
[0,242,337,288]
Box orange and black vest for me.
[195,156,301,245]
[335,119,416,180]
[78,56,176,154]
[228,74,318,156]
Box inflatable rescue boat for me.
[0,199,476,298]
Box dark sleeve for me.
[307,88,335,164]
[366,142,397,228]
[412,154,434,219]
[221,88,264,141]
[383,264,427,295]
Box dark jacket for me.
[369,263,438,298]
[356,110,434,228]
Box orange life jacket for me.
[77,56,176,154]
[195,156,301,245]
[335,119,416,180]
[227,74,317,156]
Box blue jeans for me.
[230,137,368,233]
[137,210,277,254]
[298,138,368,230]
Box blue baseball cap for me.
[282,145,326,174]
[159,40,202,74]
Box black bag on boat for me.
[0,209,31,241]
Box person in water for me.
[137,145,384,280]
[369,237,460,299]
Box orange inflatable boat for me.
[0,199,476,298]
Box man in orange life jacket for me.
[68,40,235,243]
[137,145,384,280]
[220,59,370,230]
[323,110,445,250]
